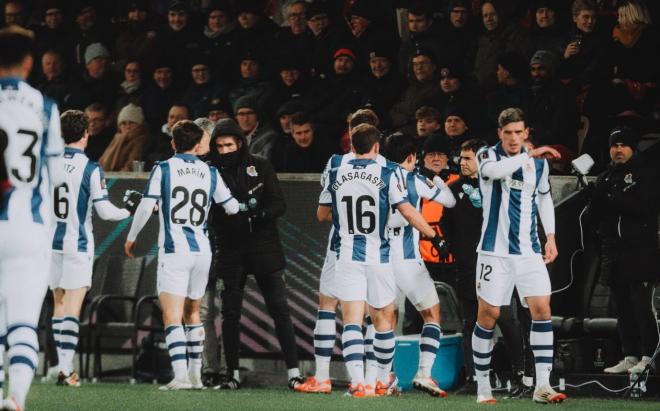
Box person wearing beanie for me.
[63,42,118,111]
[141,57,180,131]
[201,0,237,81]
[361,41,406,130]
[182,54,225,119]
[228,52,274,116]
[114,0,158,70]
[397,2,443,77]
[589,125,660,376]
[443,105,473,172]
[98,104,149,171]
[485,52,528,138]
[530,0,563,56]
[206,117,304,390]
[233,94,279,160]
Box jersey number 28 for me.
[170,186,208,226]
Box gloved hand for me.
[123,189,143,215]
[462,184,482,208]
[430,233,450,261]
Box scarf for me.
[121,79,141,95]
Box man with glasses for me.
[234,95,279,160]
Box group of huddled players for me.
[1,25,567,410]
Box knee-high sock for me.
[313,310,336,381]
[530,320,553,387]
[364,315,378,386]
[59,316,79,375]
[0,330,5,392]
[51,316,63,370]
[419,323,442,378]
[341,323,364,385]
[373,330,395,384]
[472,323,494,389]
[185,323,205,379]
[165,325,188,380]
[7,323,39,409]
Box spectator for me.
[234,95,279,159]
[141,58,179,131]
[424,61,481,124]
[69,2,114,70]
[115,0,157,66]
[397,2,442,77]
[200,0,237,80]
[64,42,118,110]
[390,49,441,134]
[415,106,443,152]
[232,0,279,67]
[347,0,397,67]
[193,117,214,158]
[84,103,114,162]
[437,0,477,70]
[35,49,68,106]
[610,0,659,116]
[205,97,232,123]
[443,105,474,172]
[279,112,335,173]
[276,0,313,59]
[207,118,303,390]
[182,55,225,119]
[98,103,149,171]
[361,42,406,130]
[473,0,532,91]
[486,52,528,135]
[270,98,308,170]
[3,0,26,28]
[590,126,660,375]
[306,0,351,79]
[34,1,72,62]
[116,59,143,111]
[228,52,274,111]
[148,103,190,165]
[530,0,564,57]
[314,47,363,128]
[266,57,310,118]
[526,50,579,161]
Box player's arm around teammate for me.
[49,110,134,387]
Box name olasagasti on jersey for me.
[330,169,386,191]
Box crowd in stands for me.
[5,0,660,173]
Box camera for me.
[571,153,594,189]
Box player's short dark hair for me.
[384,132,416,163]
[461,138,488,154]
[498,107,526,128]
[348,108,379,130]
[61,110,89,144]
[172,120,203,152]
[291,111,312,128]
[0,27,34,69]
[415,106,442,123]
[351,124,381,154]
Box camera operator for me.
[588,126,660,374]
[206,118,303,389]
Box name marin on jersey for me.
[176,166,206,179]
[330,169,386,191]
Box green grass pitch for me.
[26,382,659,410]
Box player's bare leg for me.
[159,292,192,390]
[526,295,566,404]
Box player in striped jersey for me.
[472,108,566,404]
[383,133,456,397]
[317,125,445,397]
[0,27,66,411]
[49,110,133,388]
[297,128,403,395]
[125,121,239,390]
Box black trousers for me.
[610,281,659,359]
[220,265,299,371]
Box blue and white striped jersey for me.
[0,77,63,226]
[389,169,455,262]
[320,152,404,255]
[51,148,129,254]
[319,158,406,265]
[140,154,234,255]
[476,142,551,257]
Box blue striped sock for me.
[364,315,377,386]
[59,316,79,375]
[165,325,188,380]
[7,323,39,409]
[0,332,5,391]
[51,316,63,370]
[472,323,494,388]
[185,324,204,378]
[531,320,553,387]
[341,323,364,385]
[313,310,335,381]
[419,323,442,378]
[374,330,395,383]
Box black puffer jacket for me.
[207,133,286,277]
[588,155,660,284]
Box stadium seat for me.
[83,256,147,379]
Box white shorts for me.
[476,253,551,307]
[49,252,93,290]
[0,222,50,325]
[392,260,439,311]
[318,251,338,299]
[157,253,212,300]
[334,260,396,309]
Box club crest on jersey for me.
[246,166,258,177]
[624,173,633,184]
[424,178,435,189]
[100,178,107,189]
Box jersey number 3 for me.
[1,128,38,183]
[341,195,376,234]
[171,186,208,226]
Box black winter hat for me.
[212,118,243,140]
[498,52,528,80]
[233,95,259,114]
[423,134,451,155]
[609,125,638,148]
[447,0,470,12]
[306,1,328,19]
